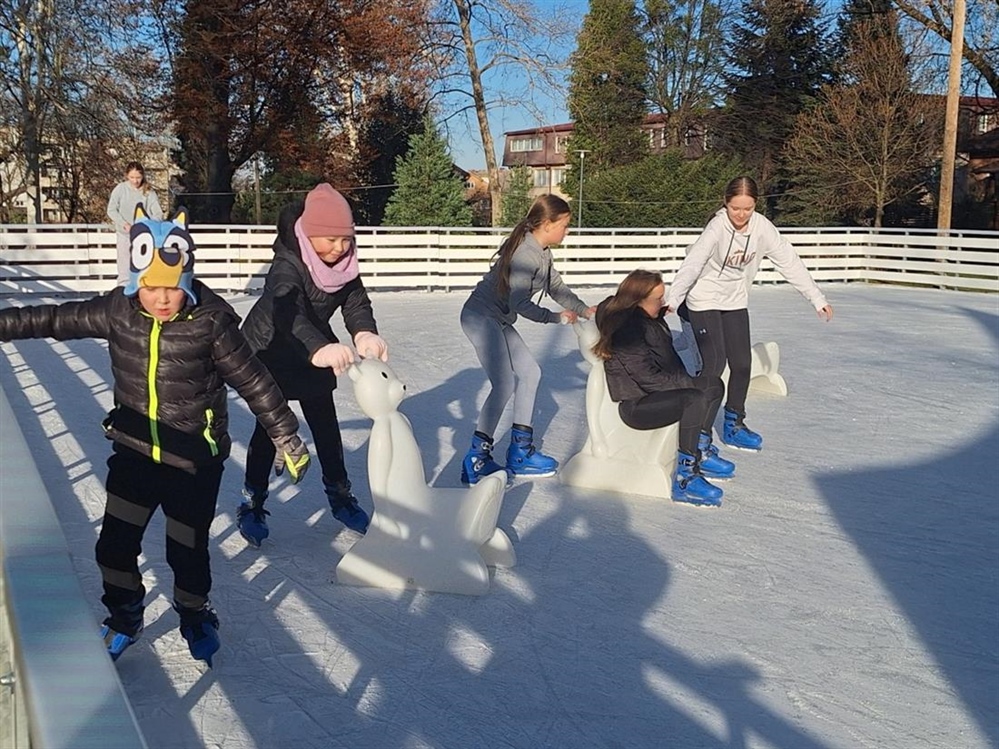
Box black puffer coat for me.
[240,202,378,400]
[598,303,696,403]
[0,283,299,471]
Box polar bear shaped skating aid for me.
[335,359,514,595]
[560,319,680,498]
[723,341,787,396]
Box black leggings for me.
[618,376,724,455]
[245,392,347,495]
[687,308,752,420]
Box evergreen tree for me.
[715,0,833,213]
[500,167,533,227]
[563,0,650,219]
[834,0,895,60]
[579,150,744,227]
[383,118,472,226]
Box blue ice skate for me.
[721,408,763,452]
[672,451,723,507]
[176,602,220,668]
[460,431,506,485]
[100,624,141,661]
[236,487,270,547]
[506,425,558,478]
[698,431,735,479]
[326,479,370,534]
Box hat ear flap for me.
[170,206,189,230]
[133,203,148,222]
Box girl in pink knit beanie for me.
[237,183,391,544]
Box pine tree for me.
[563,0,650,223]
[715,0,833,212]
[500,167,533,227]
[383,119,472,227]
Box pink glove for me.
[354,331,389,361]
[311,343,355,375]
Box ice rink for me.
[1,283,997,748]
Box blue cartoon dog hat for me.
[124,204,197,304]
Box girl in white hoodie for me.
[107,161,163,286]
[665,176,833,452]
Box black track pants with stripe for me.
[97,448,224,619]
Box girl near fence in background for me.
[236,183,389,547]
[665,176,833,452]
[594,270,734,507]
[459,194,597,485]
[107,161,163,286]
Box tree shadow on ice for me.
[815,305,999,748]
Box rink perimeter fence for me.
[1,223,998,295]
[0,223,997,747]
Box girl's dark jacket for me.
[240,202,379,400]
[597,302,697,403]
[0,282,299,471]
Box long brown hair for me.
[495,194,570,297]
[125,161,151,195]
[592,269,663,360]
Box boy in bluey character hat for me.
[0,204,312,667]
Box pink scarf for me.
[294,218,359,293]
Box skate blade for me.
[507,469,557,479]
[671,496,722,508]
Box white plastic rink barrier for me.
[0,388,147,748]
[335,360,516,596]
[2,224,997,295]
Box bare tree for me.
[643,0,731,148]
[430,0,576,225]
[892,0,998,97]
[784,19,943,226]
[0,0,164,222]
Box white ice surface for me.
[1,284,997,749]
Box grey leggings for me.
[461,305,542,436]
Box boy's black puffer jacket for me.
[0,283,299,471]
[599,304,696,403]
[240,202,378,400]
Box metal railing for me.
[0,387,147,748]
[1,224,996,295]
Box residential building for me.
[501,113,709,200]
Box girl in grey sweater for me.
[107,161,163,286]
[460,195,595,484]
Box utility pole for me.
[937,0,967,231]
[575,149,590,229]
[253,153,262,225]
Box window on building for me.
[533,169,549,188]
[554,135,571,153]
[510,136,543,152]
[648,128,660,149]
[552,167,567,186]
[977,113,998,134]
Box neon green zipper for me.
[147,320,162,462]
[203,408,219,456]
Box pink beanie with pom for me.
[300,183,355,237]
